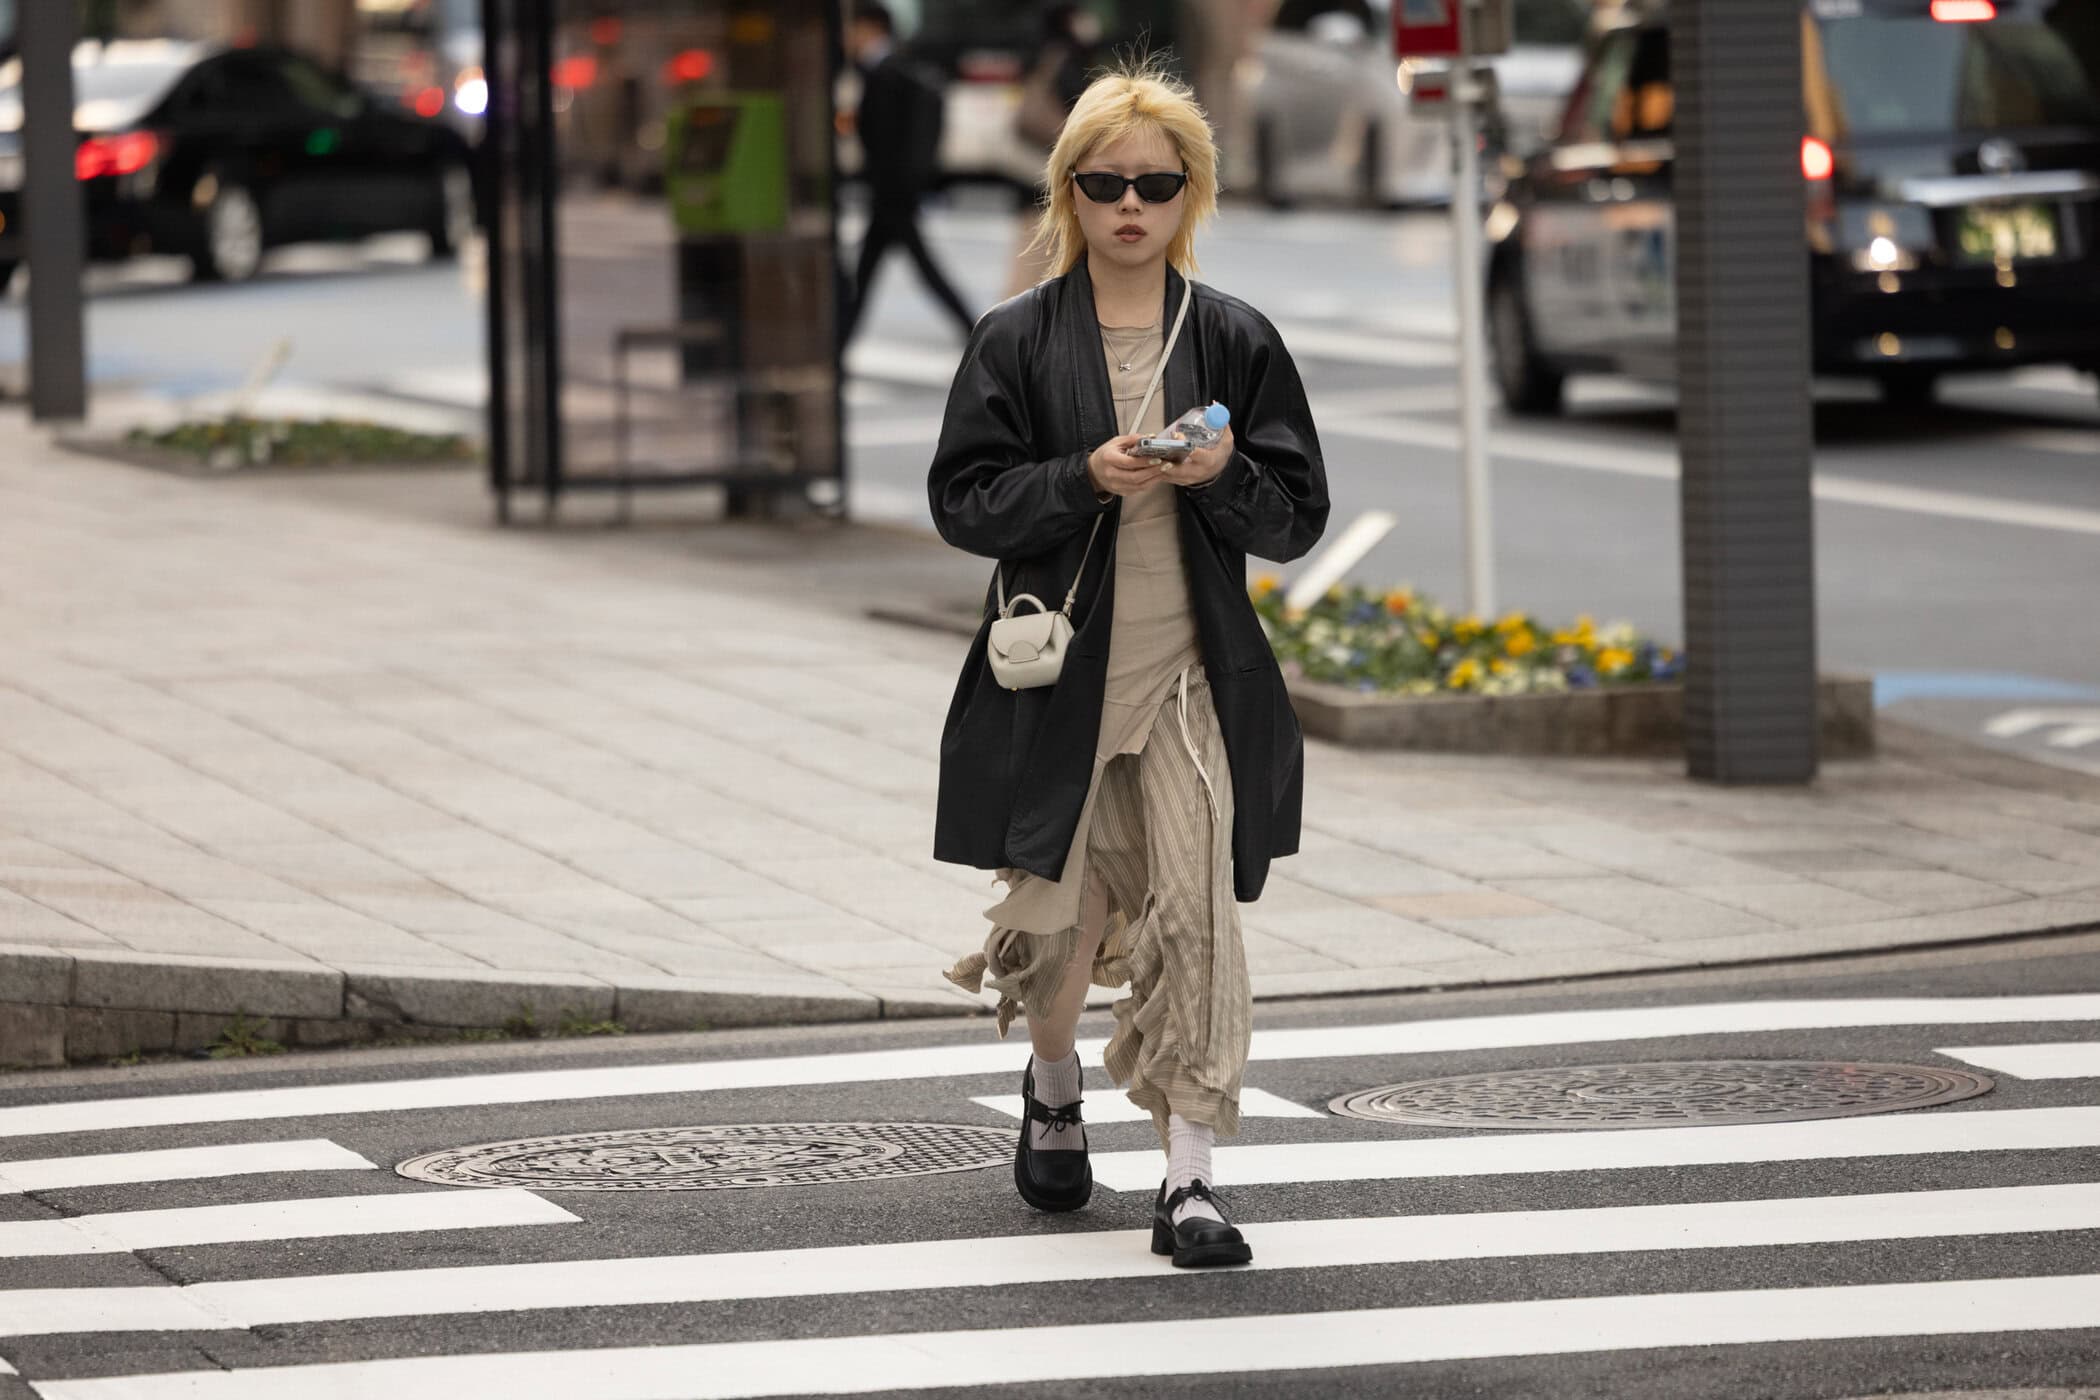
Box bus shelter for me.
[479,0,844,522]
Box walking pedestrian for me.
[931,59,1329,1269]
[1003,3,1101,298]
[840,1,977,345]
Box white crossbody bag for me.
[987,279,1195,691]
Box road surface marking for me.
[1938,1043,2100,1079]
[8,995,2100,1141]
[1331,414,2100,537]
[1090,1105,2100,1192]
[0,1140,373,1194]
[8,1182,2100,1336]
[30,1274,2100,1399]
[0,1188,577,1260]
[1984,708,2100,744]
[969,1087,1322,1123]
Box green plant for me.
[207,1013,286,1059]
[556,1010,627,1038]
[125,415,476,469]
[103,1051,146,1068]
[1251,578,1681,697]
[501,1004,542,1039]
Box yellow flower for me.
[1550,627,1578,647]
[1489,658,1512,676]
[1448,658,1482,690]
[1452,616,1484,644]
[1415,629,1440,650]
[1324,584,1344,603]
[1575,613,1598,640]
[1252,574,1279,598]
[1503,628,1536,658]
[1597,646,1635,675]
[1495,612,1528,635]
[1384,588,1414,617]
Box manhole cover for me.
[396,1122,1015,1190]
[1329,1060,1992,1130]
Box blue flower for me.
[1566,664,1597,689]
[1348,602,1380,624]
[1354,679,1378,692]
[1348,649,1368,667]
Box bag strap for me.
[997,276,1196,619]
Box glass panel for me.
[1817,5,2100,135]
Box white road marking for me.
[1273,324,1455,368]
[0,1140,373,1193]
[0,1188,577,1260]
[9,995,2100,1141]
[31,1274,2100,1399]
[1090,1105,2100,1192]
[7,1183,2098,1337]
[969,1087,1323,1123]
[842,339,960,388]
[1331,413,2100,537]
[1938,1043,2100,1080]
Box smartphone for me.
[1132,436,1192,461]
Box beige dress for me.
[944,315,1254,1152]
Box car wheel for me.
[1488,270,1565,416]
[1876,369,1938,409]
[1360,122,1384,208]
[1254,120,1293,210]
[428,163,475,259]
[0,260,17,296]
[191,178,265,283]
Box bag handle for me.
[997,276,1197,619]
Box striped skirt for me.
[944,666,1252,1153]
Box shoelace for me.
[1032,1098,1085,1143]
[1166,1179,1231,1217]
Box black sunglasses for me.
[1072,170,1189,205]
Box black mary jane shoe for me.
[1012,1059,1092,1213]
[1152,1179,1253,1268]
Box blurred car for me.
[1242,0,1588,208]
[1487,0,2100,414]
[0,38,476,290]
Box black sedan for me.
[1486,0,2100,414]
[0,38,477,290]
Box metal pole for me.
[21,0,87,423]
[1672,0,1818,783]
[1448,1,1495,619]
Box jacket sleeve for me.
[927,309,1111,561]
[1183,315,1330,563]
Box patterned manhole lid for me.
[396,1122,1014,1190]
[1329,1060,1992,1130]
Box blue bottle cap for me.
[1203,402,1230,429]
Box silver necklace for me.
[1100,323,1158,373]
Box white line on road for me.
[969,1087,1323,1123]
[1938,1043,2100,1080]
[1090,1105,2100,1192]
[31,1274,2100,1399]
[0,1140,374,1193]
[1331,413,2100,537]
[7,1182,2098,1337]
[8,995,2100,1141]
[0,1188,577,1260]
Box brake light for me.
[551,54,598,90]
[1801,135,1834,181]
[411,85,446,119]
[663,49,714,84]
[1930,0,1994,20]
[74,131,159,181]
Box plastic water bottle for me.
[1165,401,1230,448]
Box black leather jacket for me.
[927,262,1329,900]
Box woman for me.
[930,60,1328,1269]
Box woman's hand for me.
[1087,434,1166,498]
[1164,425,1233,489]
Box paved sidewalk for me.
[3,414,2098,1066]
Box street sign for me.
[1395,0,1512,59]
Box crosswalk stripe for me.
[1091,1105,2100,1191]
[0,1140,373,1193]
[8,995,2098,1141]
[29,1273,2100,1399]
[1938,1042,2100,1079]
[6,1182,2097,1336]
[0,1188,577,1260]
[969,1087,1324,1123]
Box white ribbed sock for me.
[1028,1050,1084,1151]
[1166,1113,1224,1225]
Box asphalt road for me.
[1,190,2095,775]
[4,931,2100,1397]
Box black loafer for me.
[1152,1179,1252,1268]
[1012,1058,1091,1212]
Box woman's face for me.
[1072,128,1186,277]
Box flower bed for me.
[125,416,475,471]
[1251,577,1680,696]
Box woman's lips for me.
[1115,225,1146,242]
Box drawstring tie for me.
[1173,666,1219,826]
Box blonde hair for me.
[1027,57,1219,279]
